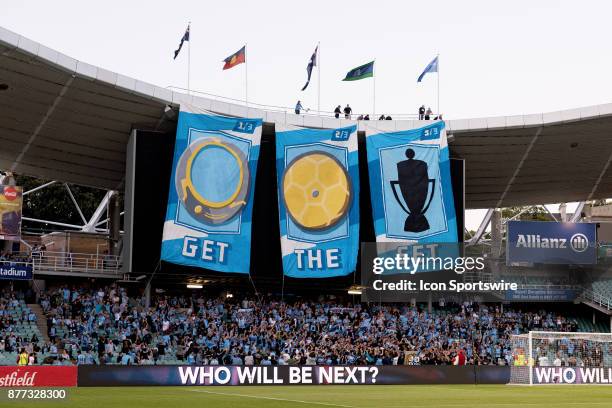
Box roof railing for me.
[580,288,612,311]
[165,86,439,121]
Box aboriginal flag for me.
[223,46,246,70]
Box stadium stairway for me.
[28,304,50,342]
[578,280,612,320]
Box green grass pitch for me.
[20,385,612,408]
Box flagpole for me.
[373,60,376,117]
[245,44,249,109]
[437,53,440,116]
[317,41,321,115]
[187,22,191,95]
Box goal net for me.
[509,331,612,385]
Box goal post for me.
[509,331,612,385]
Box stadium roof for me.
[2,25,612,209]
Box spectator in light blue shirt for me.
[121,353,132,365]
[295,100,304,115]
[77,351,86,365]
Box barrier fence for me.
[31,251,121,275]
[4,366,612,386]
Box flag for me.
[365,121,459,259]
[301,45,318,91]
[417,56,438,82]
[223,46,246,70]
[161,109,263,274]
[173,24,190,60]
[275,125,360,278]
[343,61,374,81]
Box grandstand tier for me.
[1,282,609,367]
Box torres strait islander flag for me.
[343,61,374,81]
[223,46,246,70]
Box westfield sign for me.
[0,367,77,387]
[0,370,36,386]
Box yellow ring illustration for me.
[183,139,244,209]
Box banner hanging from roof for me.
[275,125,359,278]
[161,108,262,274]
[0,185,22,241]
[365,121,458,247]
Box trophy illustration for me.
[390,148,435,232]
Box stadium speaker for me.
[123,129,175,274]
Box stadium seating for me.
[0,297,44,365]
[0,284,606,366]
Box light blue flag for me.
[365,121,458,272]
[275,125,360,278]
[417,56,438,82]
[161,107,262,274]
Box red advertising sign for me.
[0,185,23,240]
[3,186,17,200]
[0,367,77,387]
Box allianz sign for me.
[515,233,589,252]
[507,221,596,265]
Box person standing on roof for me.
[344,104,352,119]
[419,105,425,120]
[334,105,341,119]
[425,107,432,120]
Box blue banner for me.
[161,108,262,274]
[275,125,359,278]
[506,221,597,265]
[365,121,458,245]
[0,261,32,280]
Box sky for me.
[1,0,606,229]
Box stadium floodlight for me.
[509,331,612,385]
[347,285,365,295]
[186,284,203,289]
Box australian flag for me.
[301,45,318,91]
[173,25,190,60]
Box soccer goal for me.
[509,331,612,385]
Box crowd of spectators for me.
[0,287,39,366]
[0,283,586,367]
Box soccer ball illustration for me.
[282,151,351,230]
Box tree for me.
[14,174,109,233]
[501,206,551,222]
